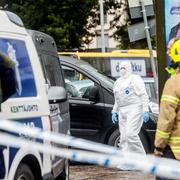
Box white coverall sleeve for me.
[132,75,149,112]
[112,80,119,113]
[112,98,119,113]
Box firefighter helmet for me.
[168,39,180,63]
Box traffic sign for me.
[129,5,154,19]
[110,58,146,77]
[127,18,156,42]
[128,0,153,8]
[128,0,154,19]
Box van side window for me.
[0,38,37,100]
[41,55,64,87]
[62,65,94,98]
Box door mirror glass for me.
[48,86,67,103]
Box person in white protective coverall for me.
[112,61,150,159]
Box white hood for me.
[119,61,132,79]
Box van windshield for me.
[80,63,115,89]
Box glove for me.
[142,111,149,123]
[112,112,118,124]
[154,147,163,157]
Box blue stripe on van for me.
[8,117,43,171]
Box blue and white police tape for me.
[1,120,180,179]
[1,131,180,179]
[0,119,118,154]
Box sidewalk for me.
[70,165,155,180]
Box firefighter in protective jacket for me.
[154,38,180,162]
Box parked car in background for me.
[59,55,157,153]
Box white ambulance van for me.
[0,10,69,180]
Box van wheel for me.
[56,160,69,180]
[107,129,120,147]
[14,163,34,180]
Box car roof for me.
[59,55,89,66]
[59,56,156,83]
[28,29,58,55]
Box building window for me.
[97,34,109,48]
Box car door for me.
[40,54,70,176]
[61,64,106,143]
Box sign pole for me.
[99,0,105,52]
[139,0,158,97]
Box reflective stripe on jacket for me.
[155,73,180,159]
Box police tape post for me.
[1,120,180,179]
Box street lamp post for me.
[139,0,158,99]
[99,0,105,52]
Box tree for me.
[86,0,132,49]
[104,0,156,49]
[4,0,98,51]
[106,0,130,49]
[2,0,155,50]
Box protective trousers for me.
[118,104,145,154]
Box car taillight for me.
[147,71,153,77]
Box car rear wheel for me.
[14,163,34,180]
[107,129,150,153]
[107,129,120,147]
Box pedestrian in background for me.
[112,61,149,170]
[154,38,180,180]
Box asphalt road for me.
[70,165,155,180]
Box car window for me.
[41,55,64,87]
[80,63,114,89]
[145,82,157,100]
[62,66,81,81]
[62,65,94,98]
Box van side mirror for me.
[88,86,99,102]
[48,86,67,103]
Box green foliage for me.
[104,0,156,49]
[1,0,156,51]
[4,0,98,51]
